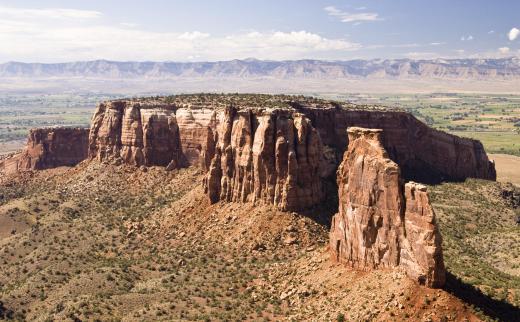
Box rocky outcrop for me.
[176,107,216,169]
[88,101,216,168]
[0,128,89,174]
[89,101,181,167]
[203,106,323,211]
[301,106,496,183]
[87,98,495,185]
[329,127,445,288]
[84,97,495,214]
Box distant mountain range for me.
[1,58,520,80]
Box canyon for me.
[0,94,497,289]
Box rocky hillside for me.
[0,163,496,321]
[1,58,520,80]
[1,94,516,321]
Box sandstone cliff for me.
[301,106,496,182]
[0,128,89,174]
[86,97,495,211]
[88,101,216,168]
[203,106,322,211]
[329,127,446,287]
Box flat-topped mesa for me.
[329,127,446,288]
[85,95,495,211]
[88,100,216,168]
[86,95,495,180]
[0,128,89,175]
[203,106,323,211]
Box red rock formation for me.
[0,128,89,174]
[89,101,182,167]
[85,98,495,213]
[87,99,495,184]
[401,182,446,287]
[329,127,445,288]
[88,101,217,168]
[19,128,89,170]
[176,107,216,168]
[204,106,323,211]
[301,106,496,182]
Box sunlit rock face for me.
[87,98,496,185]
[88,101,217,169]
[203,106,323,211]
[329,127,446,288]
[89,101,182,167]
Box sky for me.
[0,0,519,63]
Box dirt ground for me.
[489,153,520,186]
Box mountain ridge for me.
[2,57,520,80]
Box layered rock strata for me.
[301,106,496,182]
[87,99,495,210]
[87,100,495,181]
[329,127,446,287]
[203,106,323,211]
[0,128,89,174]
[88,101,218,168]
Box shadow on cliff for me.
[297,179,338,229]
[444,272,520,321]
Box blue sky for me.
[0,0,518,62]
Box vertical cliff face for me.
[329,127,446,288]
[19,128,89,170]
[86,99,495,214]
[302,107,496,182]
[87,99,495,184]
[176,108,216,168]
[88,101,216,168]
[203,106,323,211]
[0,128,89,174]
[401,182,446,287]
[89,101,181,167]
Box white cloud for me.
[0,6,101,19]
[178,31,210,40]
[391,43,420,48]
[508,27,519,41]
[405,52,438,59]
[119,22,138,28]
[460,35,473,41]
[498,47,510,54]
[488,30,495,34]
[324,6,381,23]
[388,42,444,49]
[0,7,361,62]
